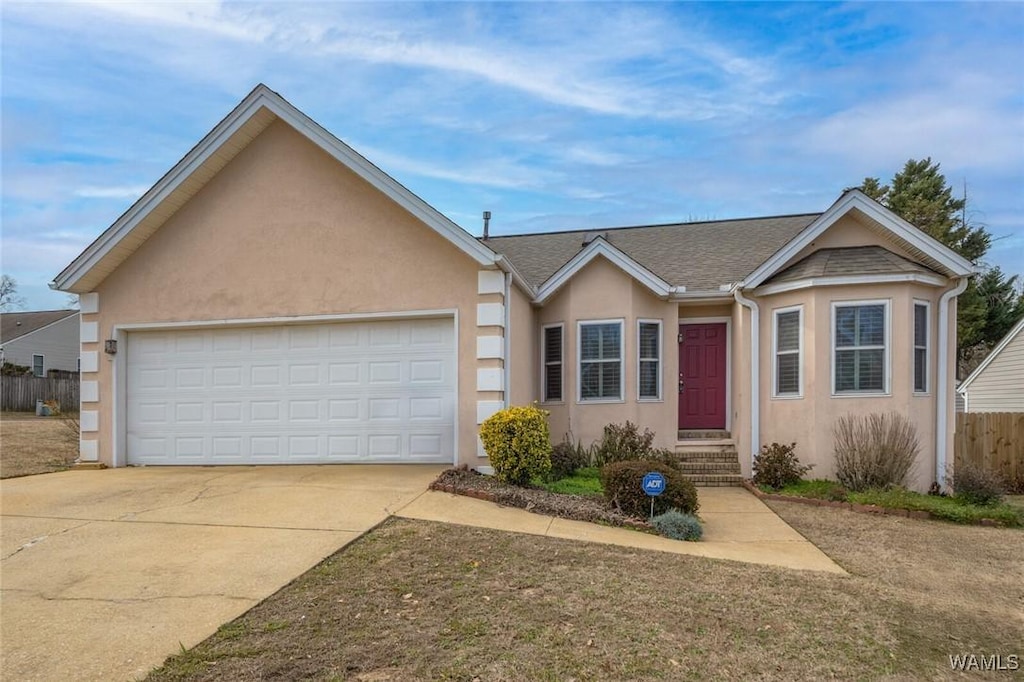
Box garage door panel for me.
[126,319,455,465]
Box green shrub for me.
[594,421,657,467]
[949,462,1005,506]
[480,405,551,485]
[546,437,590,481]
[752,442,811,490]
[652,509,703,541]
[833,412,919,491]
[600,460,699,518]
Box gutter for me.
[732,286,760,465]
[936,276,968,489]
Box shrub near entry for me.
[601,460,699,518]
[479,405,551,485]
[752,442,812,490]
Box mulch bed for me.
[430,467,652,531]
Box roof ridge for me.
[482,212,823,240]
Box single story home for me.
[52,84,975,490]
[0,309,81,376]
[957,317,1024,413]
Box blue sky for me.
[2,1,1022,310]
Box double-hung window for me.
[542,324,563,402]
[32,354,45,378]
[773,306,802,397]
[833,301,889,394]
[579,320,623,401]
[637,320,662,400]
[913,302,929,393]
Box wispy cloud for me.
[74,185,150,199]
[1,2,1021,310]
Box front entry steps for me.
[673,430,742,486]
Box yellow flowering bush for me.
[479,404,552,485]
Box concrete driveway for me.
[0,465,443,682]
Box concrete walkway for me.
[397,486,845,574]
[0,465,444,682]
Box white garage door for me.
[126,318,455,465]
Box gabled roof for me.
[485,213,818,292]
[534,237,675,304]
[52,84,497,294]
[1,310,79,343]
[766,246,940,283]
[957,317,1024,393]
[743,190,977,288]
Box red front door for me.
[679,323,727,430]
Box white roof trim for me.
[494,255,537,298]
[52,84,496,292]
[534,238,673,305]
[743,190,976,289]
[755,272,947,296]
[957,316,1024,393]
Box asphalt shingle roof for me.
[482,214,820,291]
[0,310,78,343]
[767,245,939,283]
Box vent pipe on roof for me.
[483,211,492,240]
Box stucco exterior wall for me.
[85,119,485,467]
[755,282,949,490]
[2,314,80,373]
[537,257,677,450]
[508,280,537,406]
[961,325,1024,412]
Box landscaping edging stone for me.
[742,480,1002,527]
[431,468,653,531]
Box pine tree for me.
[853,158,1023,374]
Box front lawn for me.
[763,479,1024,527]
[146,503,1023,681]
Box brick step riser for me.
[678,431,731,440]
[668,452,739,463]
[690,477,744,487]
[674,464,742,474]
[675,444,736,454]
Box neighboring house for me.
[51,85,975,490]
[0,309,80,376]
[957,318,1024,413]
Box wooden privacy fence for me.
[954,412,1023,485]
[0,375,80,413]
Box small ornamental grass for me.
[479,405,551,486]
[651,509,703,541]
[833,412,919,491]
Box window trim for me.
[636,319,663,402]
[771,305,803,399]
[577,318,625,403]
[32,354,45,378]
[913,299,931,395]
[541,323,564,403]
[831,299,891,397]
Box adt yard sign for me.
[643,472,666,496]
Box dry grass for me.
[0,412,78,478]
[147,503,1022,681]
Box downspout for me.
[504,272,512,408]
[733,286,760,466]
[936,276,968,489]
